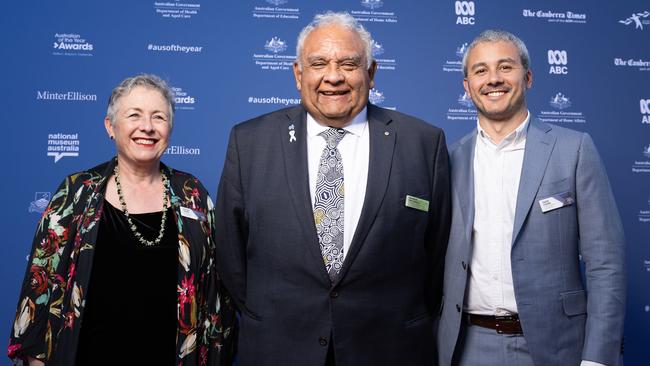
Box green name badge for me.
[405,195,429,212]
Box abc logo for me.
[548,50,568,74]
[455,1,475,25]
[641,99,650,124]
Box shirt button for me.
[330,291,339,298]
[319,336,328,346]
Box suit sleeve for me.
[576,133,625,366]
[427,129,452,312]
[214,126,249,311]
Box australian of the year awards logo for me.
[371,39,396,71]
[351,0,397,24]
[254,36,294,71]
[442,42,467,73]
[172,87,196,110]
[547,49,568,74]
[52,33,94,57]
[47,133,79,163]
[619,11,650,30]
[641,99,650,124]
[28,192,51,214]
[455,1,476,25]
[522,8,587,24]
[447,91,477,121]
[538,92,586,124]
[154,1,201,19]
[253,0,300,20]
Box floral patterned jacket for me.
[8,158,235,366]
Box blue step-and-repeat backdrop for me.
[1,1,648,364]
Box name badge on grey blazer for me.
[538,191,574,213]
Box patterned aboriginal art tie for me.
[314,127,347,279]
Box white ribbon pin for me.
[288,124,296,142]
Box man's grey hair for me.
[296,11,374,69]
[106,74,176,127]
[462,29,531,77]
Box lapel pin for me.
[384,131,390,136]
[288,124,296,142]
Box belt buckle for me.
[494,315,518,334]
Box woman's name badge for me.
[180,206,207,222]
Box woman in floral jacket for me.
[8,75,235,365]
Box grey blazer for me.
[437,118,625,366]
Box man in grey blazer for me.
[215,11,450,365]
[437,29,625,366]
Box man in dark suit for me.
[215,11,450,366]
[436,30,625,366]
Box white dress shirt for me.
[307,108,369,260]
[465,112,529,316]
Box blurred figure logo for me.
[550,93,572,110]
[458,92,474,108]
[644,144,650,158]
[369,89,385,105]
[264,37,287,53]
[371,40,384,57]
[456,42,468,58]
[361,0,384,10]
[28,192,51,214]
[547,50,567,65]
[619,11,650,30]
[266,0,288,5]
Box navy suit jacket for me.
[437,118,625,366]
[215,104,451,366]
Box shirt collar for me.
[307,107,368,138]
[476,110,530,148]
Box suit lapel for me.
[511,119,556,246]
[453,132,477,245]
[279,107,330,279]
[334,105,395,286]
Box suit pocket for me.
[241,307,263,321]
[404,313,433,328]
[537,178,571,198]
[560,290,587,316]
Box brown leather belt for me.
[465,313,523,334]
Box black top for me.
[76,200,178,365]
